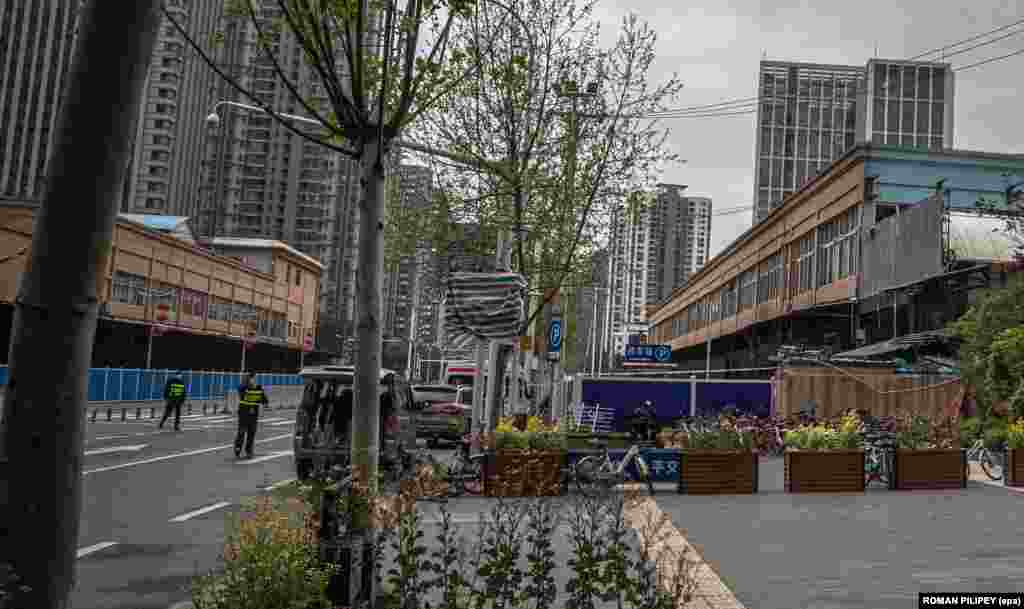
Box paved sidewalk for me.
[652,457,1024,609]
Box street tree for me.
[164,0,480,602]
[0,2,162,608]
[409,0,684,422]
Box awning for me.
[831,329,953,359]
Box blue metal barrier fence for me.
[0,366,301,402]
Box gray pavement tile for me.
[653,457,1024,609]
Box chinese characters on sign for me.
[623,344,672,363]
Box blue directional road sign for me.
[624,343,672,363]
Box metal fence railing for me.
[0,366,302,403]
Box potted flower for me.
[1005,419,1024,487]
[889,414,966,490]
[678,425,758,495]
[483,418,567,497]
[783,412,865,493]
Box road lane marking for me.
[83,433,292,475]
[84,444,149,456]
[91,434,137,441]
[242,450,293,464]
[973,478,1024,494]
[264,478,296,491]
[267,420,295,426]
[77,541,118,558]
[170,501,232,522]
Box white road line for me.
[83,433,292,475]
[77,541,117,559]
[84,444,149,456]
[267,420,295,426]
[91,434,136,441]
[264,478,296,491]
[242,450,293,465]
[170,501,232,522]
[973,478,1024,494]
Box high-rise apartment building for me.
[201,3,365,355]
[123,0,223,216]
[0,1,225,211]
[0,1,80,199]
[753,58,955,222]
[383,164,435,341]
[602,186,712,360]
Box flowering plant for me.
[784,412,862,450]
[1007,419,1024,449]
[491,416,566,450]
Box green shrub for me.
[190,496,334,609]
[896,415,932,450]
[959,417,983,448]
[784,425,860,450]
[685,428,753,451]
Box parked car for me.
[412,384,472,447]
[293,365,417,481]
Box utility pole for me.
[0,2,161,607]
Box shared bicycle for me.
[572,438,656,496]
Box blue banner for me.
[695,382,772,418]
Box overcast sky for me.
[589,0,1024,257]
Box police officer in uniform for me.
[159,372,187,431]
[235,371,268,459]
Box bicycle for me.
[573,438,655,496]
[439,438,486,496]
[966,437,1004,481]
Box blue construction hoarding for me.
[579,379,773,431]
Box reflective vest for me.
[240,387,265,409]
[167,382,185,400]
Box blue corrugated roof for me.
[119,214,189,231]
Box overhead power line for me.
[908,17,1024,60]
[630,17,1024,121]
[956,46,1024,71]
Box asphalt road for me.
[70,409,301,609]
[656,457,1024,609]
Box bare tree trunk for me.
[0,2,161,607]
[483,344,509,430]
[348,139,386,605]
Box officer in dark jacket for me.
[159,372,187,431]
[235,371,269,459]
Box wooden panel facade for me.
[0,203,322,350]
[651,149,868,350]
[775,367,963,420]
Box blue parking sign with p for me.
[549,318,562,351]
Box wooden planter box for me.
[566,433,631,450]
[1006,449,1024,487]
[484,450,566,497]
[678,450,758,495]
[784,450,865,493]
[890,449,966,490]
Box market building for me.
[649,144,1024,374]
[0,199,323,371]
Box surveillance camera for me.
[205,112,221,127]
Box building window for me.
[736,270,753,311]
[209,297,231,321]
[112,271,147,306]
[294,268,301,286]
[181,288,208,318]
[794,231,815,293]
[150,281,179,313]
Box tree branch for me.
[161,3,359,158]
